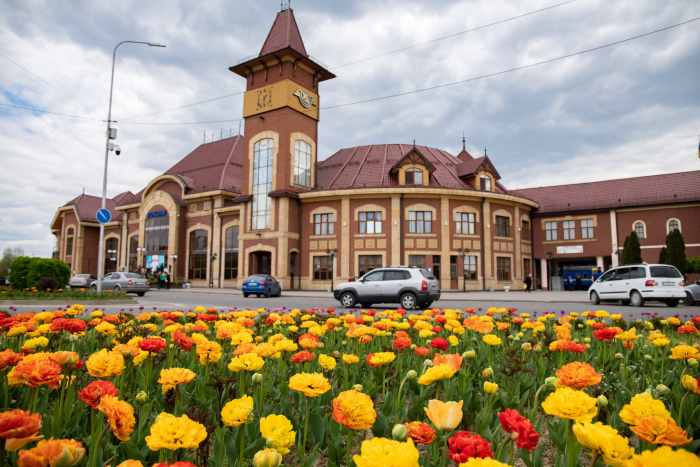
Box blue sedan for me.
[242,275,282,298]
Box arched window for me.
[224,226,239,280]
[252,139,274,230]
[634,222,645,239]
[668,219,679,233]
[105,237,119,273]
[480,176,491,192]
[188,230,208,280]
[293,140,312,188]
[405,168,423,185]
[65,228,74,257]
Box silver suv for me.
[333,266,441,309]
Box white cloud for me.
[0,0,699,256]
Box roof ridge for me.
[219,136,241,189]
[511,169,700,191]
[328,146,360,188]
[349,146,373,187]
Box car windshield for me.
[420,269,436,280]
[247,275,266,281]
[650,266,682,278]
[123,273,142,278]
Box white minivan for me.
[589,264,686,307]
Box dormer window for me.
[480,175,491,191]
[406,168,423,185]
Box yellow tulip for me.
[484,382,498,394]
[253,448,282,467]
[424,400,463,430]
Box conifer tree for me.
[666,229,686,274]
[621,231,643,265]
[659,247,668,264]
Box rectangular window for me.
[359,212,382,234]
[522,221,530,241]
[464,256,477,280]
[545,221,557,241]
[523,258,531,278]
[456,212,475,235]
[65,236,74,257]
[293,140,312,188]
[497,257,511,281]
[359,255,382,276]
[252,139,274,230]
[224,226,239,280]
[409,255,426,268]
[188,229,208,280]
[495,216,509,237]
[405,168,423,185]
[581,219,594,239]
[313,256,333,280]
[563,220,575,240]
[314,213,334,236]
[408,211,432,233]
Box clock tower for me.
[229,5,335,287]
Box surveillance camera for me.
[114,145,121,156]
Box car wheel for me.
[360,303,373,309]
[265,289,271,298]
[400,293,417,309]
[630,291,644,307]
[423,301,433,309]
[590,291,600,305]
[137,292,145,297]
[243,293,249,298]
[114,285,121,292]
[666,299,680,308]
[340,292,356,308]
[684,293,695,306]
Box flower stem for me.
[0,441,6,467]
[238,424,245,467]
[567,419,577,467]
[678,389,690,428]
[90,424,110,467]
[590,451,600,467]
[301,396,310,465]
[346,425,352,467]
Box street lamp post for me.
[137,247,146,271]
[210,253,217,288]
[326,248,338,291]
[96,40,165,293]
[546,251,553,291]
[458,247,470,292]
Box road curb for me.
[0,300,138,307]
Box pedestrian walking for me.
[166,271,171,290]
[524,274,532,293]
[576,274,582,291]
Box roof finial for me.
[413,138,416,147]
[462,131,466,151]
[281,0,290,11]
[484,147,487,156]
[82,186,85,195]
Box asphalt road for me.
[6,290,699,320]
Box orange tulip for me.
[17,438,85,467]
[424,400,463,430]
[630,415,692,446]
[556,362,602,390]
[433,353,463,372]
[0,409,42,451]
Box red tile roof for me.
[316,144,509,194]
[510,170,700,214]
[64,194,124,223]
[259,9,307,57]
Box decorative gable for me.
[389,147,436,187]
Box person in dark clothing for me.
[576,274,582,291]
[524,274,532,293]
[166,272,171,290]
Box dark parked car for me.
[241,275,281,298]
[91,272,149,296]
[69,274,97,289]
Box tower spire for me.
[281,0,290,11]
[462,131,465,151]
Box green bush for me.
[621,231,642,265]
[665,229,686,274]
[687,256,700,274]
[8,257,71,290]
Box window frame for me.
[65,228,74,257]
[313,255,333,281]
[359,255,382,276]
[523,258,531,278]
[668,219,679,233]
[521,220,530,241]
[581,219,594,239]
[405,168,423,186]
[293,140,312,188]
[359,211,382,234]
[464,255,477,280]
[409,211,432,234]
[128,235,139,272]
[251,138,274,230]
[224,226,239,280]
[495,216,509,237]
[563,220,576,240]
[496,257,511,281]
[634,222,645,239]
[456,212,475,235]
[545,221,557,241]
[188,229,208,280]
[105,237,119,273]
[313,213,334,236]
[409,255,426,268]
[480,175,491,191]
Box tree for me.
[7,257,37,290]
[0,246,25,276]
[26,258,71,289]
[687,256,700,274]
[659,247,668,264]
[666,229,686,274]
[621,231,643,265]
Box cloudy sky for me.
[1,0,699,256]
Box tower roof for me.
[259,9,308,57]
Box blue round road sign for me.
[96,208,111,224]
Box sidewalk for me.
[156,287,591,303]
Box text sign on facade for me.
[147,210,167,219]
[557,245,584,254]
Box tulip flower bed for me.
[0,305,699,467]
